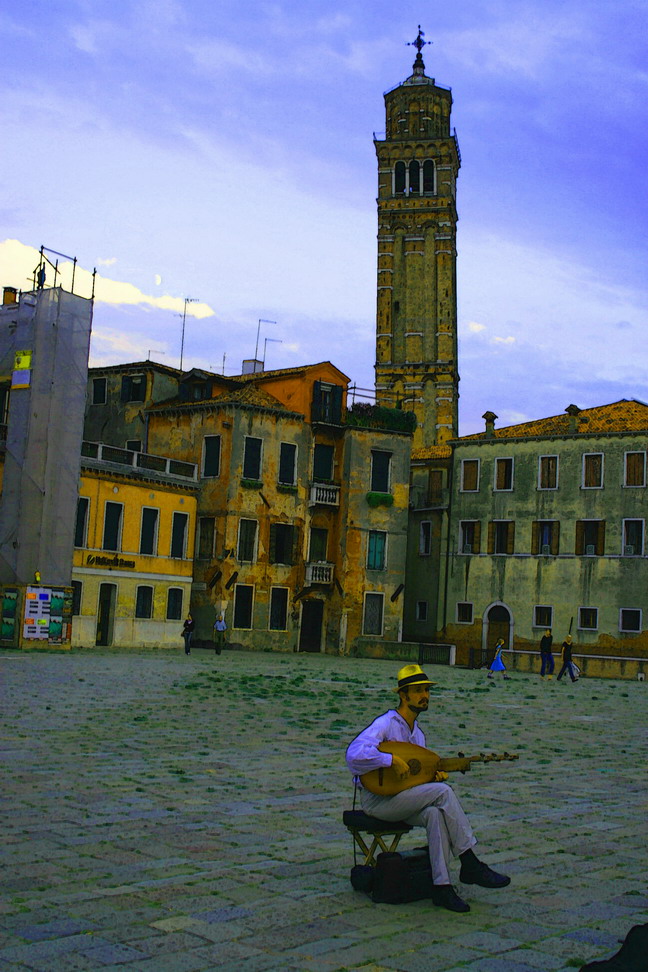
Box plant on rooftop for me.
[346,402,416,433]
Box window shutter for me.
[120,376,132,402]
[269,524,277,564]
[487,521,495,554]
[496,460,505,490]
[473,521,481,554]
[292,525,299,565]
[531,521,539,555]
[597,521,606,555]
[575,521,584,555]
[552,522,560,556]
[331,384,343,423]
[311,381,322,422]
[506,522,515,555]
[428,469,442,502]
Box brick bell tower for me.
[374,28,460,449]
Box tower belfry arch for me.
[374,28,461,449]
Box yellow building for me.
[71,442,198,647]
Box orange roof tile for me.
[412,445,453,460]
[460,399,648,441]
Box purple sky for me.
[2,0,647,433]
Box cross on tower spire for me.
[407,25,430,74]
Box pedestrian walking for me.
[539,628,554,679]
[182,614,195,654]
[213,613,227,655]
[487,639,509,681]
[557,635,578,683]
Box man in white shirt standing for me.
[346,664,510,913]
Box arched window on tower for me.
[409,160,420,195]
[423,159,435,194]
[394,161,406,195]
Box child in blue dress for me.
[487,639,510,680]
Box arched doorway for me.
[482,602,512,668]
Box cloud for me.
[492,335,515,345]
[466,321,486,333]
[0,239,215,319]
[97,256,117,267]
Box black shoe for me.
[459,860,510,888]
[431,885,470,913]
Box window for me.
[92,377,107,405]
[308,527,328,562]
[279,442,297,485]
[270,523,295,565]
[619,608,641,633]
[102,502,123,551]
[416,600,428,621]
[488,521,514,555]
[578,608,598,630]
[74,497,89,548]
[623,519,644,556]
[139,507,159,556]
[0,385,9,424]
[170,512,188,559]
[370,450,391,492]
[576,520,605,556]
[197,517,215,560]
[419,521,431,555]
[460,521,481,554]
[534,605,553,628]
[625,452,646,487]
[166,587,183,620]
[312,382,342,423]
[408,159,420,194]
[243,436,262,480]
[532,520,560,556]
[583,453,603,489]
[202,435,221,478]
[457,602,473,623]
[71,581,82,616]
[120,374,146,403]
[539,455,558,490]
[423,159,435,193]
[269,587,289,630]
[313,443,334,481]
[461,459,479,492]
[427,468,443,503]
[495,458,513,491]
[367,531,387,570]
[135,586,153,619]
[233,584,254,628]
[237,519,258,562]
[394,160,406,194]
[126,440,142,453]
[363,592,384,635]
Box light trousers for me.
[361,783,476,885]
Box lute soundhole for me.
[407,758,421,776]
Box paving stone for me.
[1,650,647,972]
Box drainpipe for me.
[441,456,454,636]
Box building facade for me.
[374,30,461,451]
[72,442,198,647]
[419,402,648,677]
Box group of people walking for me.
[486,630,579,682]
[181,613,227,655]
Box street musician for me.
[346,664,511,913]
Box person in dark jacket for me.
[557,635,577,682]
[539,629,554,679]
[182,614,195,655]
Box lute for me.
[360,741,519,796]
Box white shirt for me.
[346,709,426,783]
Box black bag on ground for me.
[369,848,434,904]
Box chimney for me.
[3,286,18,305]
[482,411,497,438]
[565,404,581,433]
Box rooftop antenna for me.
[180,297,198,371]
[263,337,282,370]
[255,319,276,363]
[147,349,165,361]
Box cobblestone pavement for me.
[1,647,646,971]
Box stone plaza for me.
[1,647,646,971]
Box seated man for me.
[346,664,510,913]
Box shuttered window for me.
[576,520,605,556]
[495,458,513,490]
[625,452,646,486]
[140,508,159,555]
[279,443,297,485]
[75,497,89,548]
[488,521,515,555]
[367,531,386,570]
[270,523,296,565]
[539,455,558,489]
[461,459,479,491]
[243,437,262,480]
[583,453,603,488]
[269,588,289,630]
[532,521,560,556]
[170,512,188,558]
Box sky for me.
[1,0,647,434]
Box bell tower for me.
[374,28,460,449]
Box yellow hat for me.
[394,663,436,693]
